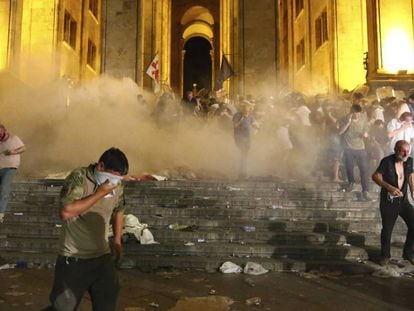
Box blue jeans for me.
[0,168,17,213]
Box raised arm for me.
[338,115,352,135]
[60,180,116,221]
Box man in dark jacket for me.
[372,140,414,266]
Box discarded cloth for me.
[108,214,159,245]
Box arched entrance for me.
[183,37,212,94]
[147,1,238,96]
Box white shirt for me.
[294,105,311,126]
[0,135,24,169]
[387,119,414,152]
[372,107,385,122]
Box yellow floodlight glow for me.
[0,1,10,70]
[182,22,213,40]
[382,28,414,73]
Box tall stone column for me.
[101,0,139,81]
[239,0,277,96]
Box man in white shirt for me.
[387,112,414,154]
[0,124,25,222]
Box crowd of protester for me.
[138,85,414,189]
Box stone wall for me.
[102,0,139,81]
[240,0,277,96]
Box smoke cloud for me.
[0,65,321,180]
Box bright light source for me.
[382,28,414,73]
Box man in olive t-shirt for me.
[48,148,129,311]
[338,104,371,200]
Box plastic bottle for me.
[245,297,261,306]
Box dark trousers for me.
[343,148,369,192]
[380,197,414,259]
[235,136,250,179]
[49,254,119,311]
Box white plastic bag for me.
[219,261,242,274]
[140,228,158,245]
[244,262,269,275]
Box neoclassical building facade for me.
[1,0,413,96]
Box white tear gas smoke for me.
[0,74,321,179]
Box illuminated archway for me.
[179,6,215,95]
[182,21,214,41]
[147,0,238,95]
[183,37,212,93]
[181,5,214,25]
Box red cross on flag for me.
[146,54,160,83]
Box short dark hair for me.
[408,93,414,101]
[373,119,384,126]
[350,104,362,113]
[99,148,129,175]
[352,92,364,100]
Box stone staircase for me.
[0,179,409,272]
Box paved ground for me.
[0,267,414,310]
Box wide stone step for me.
[8,201,380,217]
[1,212,409,235]
[0,179,389,272]
[0,237,370,262]
[6,193,378,205]
[11,179,378,196]
[1,221,409,249]
[123,242,370,261]
[9,195,377,210]
[131,206,379,220]
[4,207,380,226]
[0,250,309,272]
[0,224,347,245]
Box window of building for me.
[315,9,328,49]
[63,11,77,49]
[87,39,97,69]
[295,0,304,17]
[89,0,98,18]
[296,38,305,70]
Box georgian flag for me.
[146,54,160,82]
[146,54,160,92]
